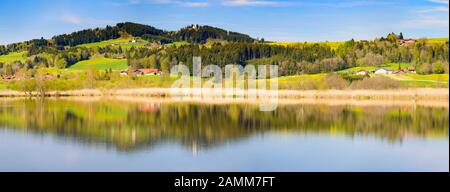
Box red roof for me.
[138,68,160,74]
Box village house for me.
[139,68,161,76]
[398,38,417,45]
[374,68,393,75]
[356,70,369,76]
[42,73,54,80]
[132,69,144,76]
[132,69,161,76]
[120,70,128,76]
[407,66,416,73]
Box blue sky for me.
[0,0,448,45]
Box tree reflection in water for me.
[0,99,448,152]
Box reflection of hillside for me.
[0,99,448,152]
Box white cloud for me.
[417,6,449,13]
[61,13,81,25]
[222,0,284,6]
[182,2,209,7]
[429,0,449,4]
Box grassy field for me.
[388,73,449,87]
[0,82,7,90]
[68,58,128,71]
[275,73,448,89]
[267,38,448,49]
[166,41,190,47]
[77,37,148,50]
[276,74,327,89]
[0,51,28,64]
[336,63,448,87]
[267,41,344,49]
[424,38,449,44]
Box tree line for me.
[124,38,448,75]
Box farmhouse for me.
[132,69,144,76]
[133,68,161,76]
[407,66,416,73]
[120,70,128,76]
[356,70,369,75]
[42,73,54,80]
[398,38,417,45]
[374,68,393,75]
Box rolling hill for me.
[52,22,256,47]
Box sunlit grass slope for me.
[68,58,128,71]
[0,51,28,63]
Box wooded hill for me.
[0,22,255,54]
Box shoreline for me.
[0,88,448,108]
[0,88,448,99]
[0,88,449,99]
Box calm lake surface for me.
[0,98,448,172]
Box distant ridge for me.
[49,22,256,47]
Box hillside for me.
[0,22,256,56]
[68,58,128,71]
[76,37,149,50]
[52,22,255,47]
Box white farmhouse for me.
[374,68,393,75]
[120,70,128,76]
[356,70,368,75]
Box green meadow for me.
[267,41,344,50]
[77,37,149,50]
[166,41,190,47]
[68,58,128,71]
[388,73,449,87]
[0,51,28,63]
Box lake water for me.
[0,98,448,172]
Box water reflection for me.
[0,98,448,153]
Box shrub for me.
[322,74,349,89]
[350,76,402,90]
[341,73,366,82]
[432,61,445,74]
[444,62,449,74]
[417,63,432,74]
